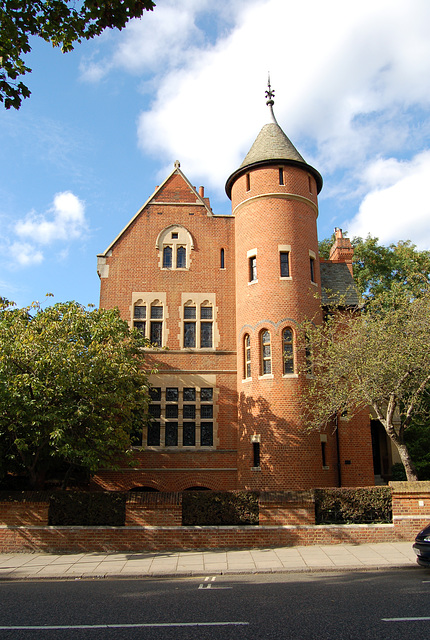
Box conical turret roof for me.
[225,86,322,198]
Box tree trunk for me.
[395,441,419,481]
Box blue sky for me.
[1,0,430,308]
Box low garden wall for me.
[0,482,428,553]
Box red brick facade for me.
[96,113,375,493]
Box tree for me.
[0,0,155,109]
[0,298,151,488]
[300,287,430,481]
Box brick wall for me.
[1,483,429,552]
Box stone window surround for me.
[143,373,219,449]
[130,292,168,347]
[179,292,220,350]
[156,224,194,270]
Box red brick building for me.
[95,90,375,492]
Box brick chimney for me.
[329,228,354,275]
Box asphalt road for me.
[1,569,430,639]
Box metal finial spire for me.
[265,74,275,106]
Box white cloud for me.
[15,192,87,245]
[129,0,430,197]
[347,151,430,247]
[9,243,44,267]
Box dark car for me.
[413,523,430,567]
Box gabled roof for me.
[98,161,212,257]
[320,262,360,307]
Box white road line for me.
[382,617,430,622]
[0,622,249,630]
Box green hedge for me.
[182,491,259,525]
[314,487,392,524]
[48,492,126,526]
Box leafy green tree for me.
[1,0,155,109]
[0,298,151,487]
[319,233,430,299]
[300,287,430,481]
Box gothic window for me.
[163,246,172,269]
[177,245,186,268]
[184,305,196,348]
[244,334,251,379]
[150,304,163,346]
[157,225,193,270]
[133,304,146,334]
[283,328,294,374]
[261,330,272,375]
[200,305,213,348]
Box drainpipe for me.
[334,413,342,487]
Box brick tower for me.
[226,82,335,490]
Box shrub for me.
[182,491,259,525]
[314,487,392,524]
[48,491,126,526]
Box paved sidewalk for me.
[0,542,419,580]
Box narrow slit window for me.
[249,256,257,282]
[253,442,260,468]
[220,248,225,269]
[280,252,290,277]
[310,256,315,282]
[246,173,250,191]
[279,167,284,185]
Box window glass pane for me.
[183,388,196,402]
[200,322,212,347]
[263,344,271,358]
[134,305,146,319]
[280,252,290,277]
[183,422,196,446]
[134,321,146,335]
[201,405,213,419]
[201,422,213,446]
[184,322,196,348]
[263,359,272,375]
[150,321,162,346]
[149,387,161,402]
[183,404,196,419]
[201,388,213,402]
[151,306,163,319]
[249,256,257,281]
[166,387,178,402]
[177,246,186,268]
[310,257,315,282]
[147,421,160,446]
[220,248,225,269]
[201,306,212,319]
[283,328,294,374]
[165,422,178,446]
[149,404,161,418]
[171,232,178,239]
[163,246,172,268]
[184,306,196,319]
[165,404,178,418]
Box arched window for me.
[244,334,251,379]
[261,330,271,375]
[283,328,294,374]
[163,246,172,269]
[177,245,186,268]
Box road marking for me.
[382,617,430,622]
[199,576,232,590]
[0,622,249,630]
